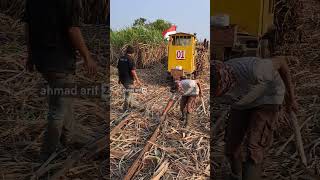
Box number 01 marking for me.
[176,50,186,60]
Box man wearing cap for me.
[212,56,298,180]
[117,45,142,111]
[176,74,202,128]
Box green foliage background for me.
[111,18,172,49]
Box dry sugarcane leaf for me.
[151,159,170,180]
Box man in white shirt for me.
[212,56,298,180]
[176,74,202,128]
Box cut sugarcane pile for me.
[110,59,210,179]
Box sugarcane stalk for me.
[289,111,307,167]
[200,96,207,115]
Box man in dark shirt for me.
[23,0,97,161]
[117,45,141,111]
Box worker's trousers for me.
[40,73,75,158]
[224,105,280,171]
[123,83,134,110]
[180,95,197,114]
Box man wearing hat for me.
[117,45,142,111]
[176,73,202,128]
[212,56,298,180]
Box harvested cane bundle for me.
[274,0,302,48]
[195,43,210,77]
[80,24,110,67]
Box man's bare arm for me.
[197,81,202,96]
[131,70,141,83]
[272,56,297,112]
[272,57,295,99]
[68,27,89,59]
[68,27,97,74]
[233,83,267,107]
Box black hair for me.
[261,27,276,57]
[126,45,135,54]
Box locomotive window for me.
[172,36,192,46]
[171,36,175,44]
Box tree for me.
[133,18,147,26]
[133,18,172,31]
[148,19,172,31]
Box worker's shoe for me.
[242,160,261,180]
[39,151,51,163]
[123,98,131,112]
[122,104,127,112]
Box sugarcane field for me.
[0,1,109,179]
[211,0,320,179]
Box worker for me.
[23,0,97,161]
[212,56,298,180]
[117,45,142,111]
[176,74,202,128]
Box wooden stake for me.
[200,96,207,116]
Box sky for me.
[110,0,210,40]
